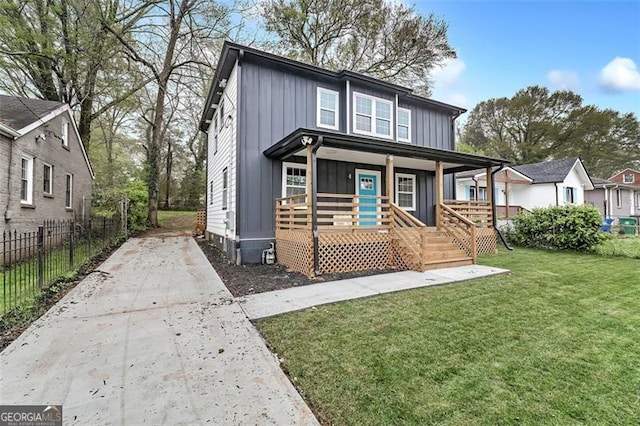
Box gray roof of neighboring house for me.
[456,157,582,184]
[0,95,64,132]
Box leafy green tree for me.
[461,86,640,176]
[0,0,153,148]
[261,0,455,94]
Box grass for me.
[157,210,196,222]
[256,248,640,425]
[596,235,640,258]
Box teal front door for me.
[357,172,378,226]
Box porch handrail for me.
[443,200,493,227]
[389,203,424,266]
[440,203,477,263]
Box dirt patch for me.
[140,212,196,237]
[197,238,393,297]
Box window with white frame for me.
[213,113,218,154]
[616,189,622,208]
[635,191,640,209]
[43,163,53,195]
[564,187,576,204]
[281,163,307,198]
[65,174,73,208]
[20,157,33,204]
[623,173,634,184]
[469,186,487,201]
[397,108,411,142]
[62,121,69,147]
[395,173,416,211]
[209,181,213,205]
[222,168,228,210]
[353,93,392,138]
[317,87,339,130]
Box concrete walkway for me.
[239,265,510,319]
[0,234,318,425]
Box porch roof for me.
[263,128,509,173]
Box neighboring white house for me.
[455,157,594,216]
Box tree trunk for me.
[164,138,173,210]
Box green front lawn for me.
[257,248,640,425]
[596,235,640,258]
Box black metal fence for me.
[1,217,125,317]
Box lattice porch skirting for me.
[476,227,498,254]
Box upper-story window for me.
[623,173,634,184]
[353,92,392,139]
[62,121,69,147]
[213,112,218,154]
[317,87,339,130]
[397,108,411,142]
[43,163,53,195]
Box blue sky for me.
[422,0,640,117]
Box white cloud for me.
[447,93,469,108]
[599,57,640,91]
[547,70,580,91]
[431,58,466,88]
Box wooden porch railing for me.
[496,205,530,219]
[440,203,477,264]
[443,200,492,227]
[275,193,390,232]
[390,203,426,268]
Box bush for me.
[504,205,604,252]
[93,179,148,232]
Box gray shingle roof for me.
[512,157,579,183]
[0,95,64,132]
[456,157,581,183]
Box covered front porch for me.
[265,129,507,277]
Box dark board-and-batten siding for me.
[237,59,456,262]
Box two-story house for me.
[0,95,94,233]
[200,42,508,276]
[585,169,640,220]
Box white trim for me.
[346,80,351,133]
[316,87,339,130]
[397,107,411,143]
[65,173,73,208]
[16,104,68,136]
[42,162,53,195]
[0,122,20,138]
[281,161,307,197]
[395,173,416,211]
[20,156,34,204]
[616,188,622,208]
[355,169,382,225]
[623,173,634,184]
[352,92,393,139]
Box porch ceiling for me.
[264,128,509,173]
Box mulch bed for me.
[196,238,394,297]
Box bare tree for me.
[262,0,456,94]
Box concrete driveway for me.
[0,233,318,425]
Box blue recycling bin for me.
[599,217,614,232]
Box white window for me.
[353,92,393,139]
[62,122,69,147]
[623,173,634,184]
[317,87,339,130]
[395,173,416,211]
[564,187,576,204]
[397,108,411,142]
[616,189,622,208]
[469,186,487,201]
[20,157,33,204]
[65,174,73,208]
[282,162,306,197]
[222,168,228,210]
[43,163,53,195]
[213,113,218,154]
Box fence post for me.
[37,226,44,288]
[88,218,93,255]
[69,221,75,268]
